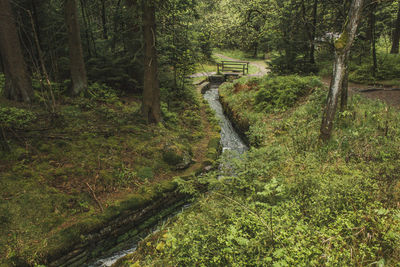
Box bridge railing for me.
[217,61,249,75]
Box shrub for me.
[87,82,119,104]
[349,53,400,83]
[254,75,322,112]
[0,107,36,129]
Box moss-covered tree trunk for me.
[391,0,400,54]
[142,0,161,123]
[65,0,88,96]
[320,0,364,141]
[0,0,34,103]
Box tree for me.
[320,0,365,141]
[391,0,400,54]
[0,0,34,102]
[368,0,377,76]
[65,0,88,96]
[142,0,161,123]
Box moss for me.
[162,150,184,166]
[137,167,154,180]
[0,72,222,265]
[334,31,348,51]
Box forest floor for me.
[0,82,220,265]
[322,76,400,108]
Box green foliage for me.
[270,55,319,75]
[0,107,36,129]
[158,0,199,90]
[137,167,155,181]
[0,70,220,265]
[349,53,400,83]
[162,150,183,166]
[198,32,213,59]
[254,75,322,112]
[87,82,120,104]
[137,75,400,266]
[114,164,138,187]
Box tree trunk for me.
[320,0,364,141]
[80,0,92,57]
[370,2,377,77]
[142,0,161,123]
[340,51,350,112]
[30,0,42,49]
[65,0,87,96]
[253,42,258,58]
[101,0,108,39]
[112,0,122,53]
[0,0,34,102]
[391,0,400,54]
[310,0,318,65]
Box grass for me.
[0,81,220,265]
[117,74,400,266]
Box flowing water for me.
[203,84,248,154]
[89,82,247,267]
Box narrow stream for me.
[89,82,248,267]
[203,83,248,154]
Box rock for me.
[162,145,193,170]
[199,82,211,94]
[175,151,192,170]
[203,165,213,172]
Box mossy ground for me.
[0,81,220,265]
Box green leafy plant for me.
[0,107,36,129]
[87,82,120,104]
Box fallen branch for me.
[85,182,104,212]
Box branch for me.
[85,182,104,212]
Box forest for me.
[0,0,400,266]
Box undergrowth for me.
[121,75,400,266]
[0,81,217,265]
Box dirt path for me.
[189,71,216,78]
[322,76,400,108]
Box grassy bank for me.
[0,81,220,265]
[118,75,400,266]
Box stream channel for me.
[87,82,248,266]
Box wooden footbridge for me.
[217,60,249,75]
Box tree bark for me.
[80,0,92,57]
[142,0,161,123]
[101,0,108,39]
[370,2,377,77]
[253,42,258,58]
[310,0,318,65]
[65,0,88,96]
[112,0,122,53]
[0,0,34,102]
[320,0,364,141]
[391,0,400,54]
[340,51,350,112]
